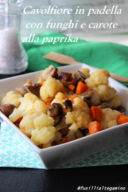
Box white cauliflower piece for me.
[19,113,37,137]
[95,85,116,101]
[79,68,90,78]
[66,97,91,128]
[91,69,110,86]
[1,91,21,107]
[109,94,122,108]
[101,108,120,129]
[31,126,56,146]
[33,113,54,129]
[40,77,64,101]
[52,92,67,106]
[19,112,54,137]
[9,93,48,122]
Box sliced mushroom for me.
[48,103,63,126]
[0,104,15,117]
[48,103,63,117]
[45,67,58,79]
[54,115,63,126]
[114,106,125,113]
[79,128,89,136]
[97,102,111,109]
[59,127,69,138]
[58,72,72,82]
[24,83,41,97]
[63,100,73,112]
[42,66,58,79]
[83,90,100,106]
[73,71,86,84]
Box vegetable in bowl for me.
[1,65,128,149]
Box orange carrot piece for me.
[45,97,54,106]
[69,95,78,103]
[117,114,128,125]
[76,81,88,94]
[67,84,75,91]
[90,106,103,121]
[45,101,51,106]
[14,117,23,124]
[88,121,101,135]
[41,80,45,86]
[63,138,71,143]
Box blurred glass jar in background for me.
[0,0,28,74]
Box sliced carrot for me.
[63,138,71,143]
[76,81,88,94]
[45,97,54,106]
[69,95,78,103]
[117,114,128,125]
[41,80,45,86]
[90,106,103,121]
[14,117,23,124]
[45,101,51,106]
[88,121,101,135]
[67,84,75,91]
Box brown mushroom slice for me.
[42,66,58,79]
[58,72,72,82]
[83,90,100,106]
[24,83,41,97]
[48,103,63,126]
[79,128,89,136]
[63,100,73,112]
[97,102,111,109]
[59,127,69,138]
[113,106,125,113]
[73,71,86,84]
[0,104,15,117]
[48,103,63,117]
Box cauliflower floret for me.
[31,126,56,146]
[66,97,91,128]
[79,68,90,78]
[38,65,55,82]
[9,108,22,122]
[40,77,64,101]
[101,108,120,129]
[33,100,48,114]
[19,113,37,137]
[73,97,90,113]
[52,92,67,106]
[1,91,21,107]
[19,112,54,137]
[33,113,54,129]
[91,69,110,86]
[67,123,83,140]
[109,94,122,108]
[86,77,95,89]
[9,93,48,122]
[95,85,116,101]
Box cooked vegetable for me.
[67,84,75,91]
[76,81,88,94]
[0,65,124,149]
[0,104,15,117]
[117,114,128,125]
[69,95,79,103]
[24,83,41,97]
[88,121,101,134]
[90,106,103,121]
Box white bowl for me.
[0,64,128,169]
